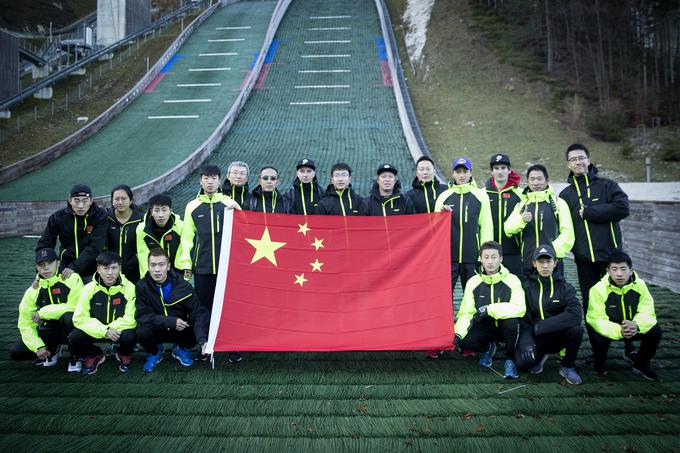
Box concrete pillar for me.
[97,0,127,47]
[31,64,53,99]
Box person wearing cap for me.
[9,248,84,371]
[136,194,183,278]
[485,153,523,276]
[405,156,448,214]
[223,161,252,209]
[360,164,416,216]
[587,252,662,380]
[505,164,574,277]
[248,166,292,213]
[36,183,108,279]
[285,158,325,215]
[69,251,137,375]
[315,163,364,216]
[434,157,493,290]
[517,244,584,385]
[106,185,144,283]
[558,144,629,324]
[454,241,525,379]
[136,248,210,372]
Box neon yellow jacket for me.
[136,212,183,277]
[586,272,657,340]
[176,191,234,274]
[504,185,574,272]
[456,265,526,339]
[17,273,83,352]
[73,274,137,339]
[434,180,493,263]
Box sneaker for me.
[116,353,132,373]
[594,363,608,377]
[171,345,194,367]
[504,359,519,379]
[228,351,243,364]
[425,350,440,359]
[106,343,118,357]
[33,345,61,367]
[622,348,638,365]
[143,351,163,373]
[559,366,583,385]
[198,352,211,361]
[632,363,659,381]
[530,354,549,374]
[479,343,497,367]
[82,353,105,376]
[67,359,82,373]
[553,348,566,363]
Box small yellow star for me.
[310,259,324,272]
[245,227,287,266]
[294,273,308,287]
[297,223,311,236]
[311,237,325,251]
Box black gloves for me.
[521,346,536,364]
[454,334,463,351]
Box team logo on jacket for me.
[112,297,121,305]
[165,234,173,241]
[51,288,61,295]
[503,193,511,198]
[86,225,93,233]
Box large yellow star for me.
[311,237,325,251]
[310,259,324,272]
[294,273,308,287]
[245,227,287,266]
[297,223,311,236]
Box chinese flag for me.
[205,210,453,352]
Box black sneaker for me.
[622,349,638,365]
[228,352,243,364]
[198,352,211,362]
[594,364,608,377]
[632,363,659,381]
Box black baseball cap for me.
[490,153,511,169]
[35,248,58,264]
[377,163,397,175]
[70,184,92,198]
[296,158,315,170]
[532,244,556,261]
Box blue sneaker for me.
[171,345,194,367]
[504,359,519,379]
[143,344,164,373]
[479,342,496,367]
[559,366,583,385]
[530,354,549,374]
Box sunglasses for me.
[260,176,278,181]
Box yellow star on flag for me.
[311,237,325,251]
[297,223,311,236]
[310,259,324,272]
[245,227,287,266]
[294,273,308,287]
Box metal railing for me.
[0,1,206,112]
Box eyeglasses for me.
[260,176,278,181]
[568,156,589,163]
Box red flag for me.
[206,210,453,352]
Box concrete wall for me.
[621,201,680,293]
[97,0,127,46]
[126,0,151,37]
[0,31,19,101]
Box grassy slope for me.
[386,0,680,182]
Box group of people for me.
[9,144,663,383]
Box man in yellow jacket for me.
[9,248,83,371]
[587,252,662,380]
[70,251,137,375]
[454,241,526,379]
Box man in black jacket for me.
[315,163,364,216]
[223,161,252,209]
[361,164,416,216]
[558,144,629,316]
[405,156,447,214]
[37,184,108,280]
[249,167,292,213]
[517,244,583,385]
[285,158,324,215]
[136,248,211,372]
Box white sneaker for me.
[33,345,61,366]
[67,359,82,373]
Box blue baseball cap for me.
[452,157,472,170]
